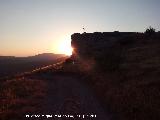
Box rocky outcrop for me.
[71,32,138,70]
[70,31,160,120]
[71,32,137,57]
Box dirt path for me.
[29,73,110,120]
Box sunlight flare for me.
[59,43,73,56]
[52,36,73,56]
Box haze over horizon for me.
[0,0,160,57]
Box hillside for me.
[69,31,160,120]
[0,53,66,78]
[0,61,111,120]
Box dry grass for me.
[0,78,46,120]
[86,40,160,120]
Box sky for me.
[0,0,160,56]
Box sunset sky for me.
[0,0,160,56]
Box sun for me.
[52,35,73,56]
[59,43,73,56]
[52,37,73,56]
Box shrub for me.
[145,26,156,36]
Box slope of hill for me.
[0,61,111,120]
[27,53,66,61]
[0,53,66,78]
[69,32,160,120]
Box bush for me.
[145,26,156,36]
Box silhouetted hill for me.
[0,53,65,61]
[68,31,160,120]
[0,53,66,78]
[27,53,66,61]
[0,56,15,60]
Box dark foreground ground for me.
[0,62,112,120]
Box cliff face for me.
[70,31,160,120]
[71,32,139,70]
[71,32,136,58]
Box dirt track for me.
[34,73,110,120]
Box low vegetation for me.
[0,78,46,120]
[145,26,156,36]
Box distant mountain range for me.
[27,53,66,61]
[0,53,66,61]
[0,53,67,77]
